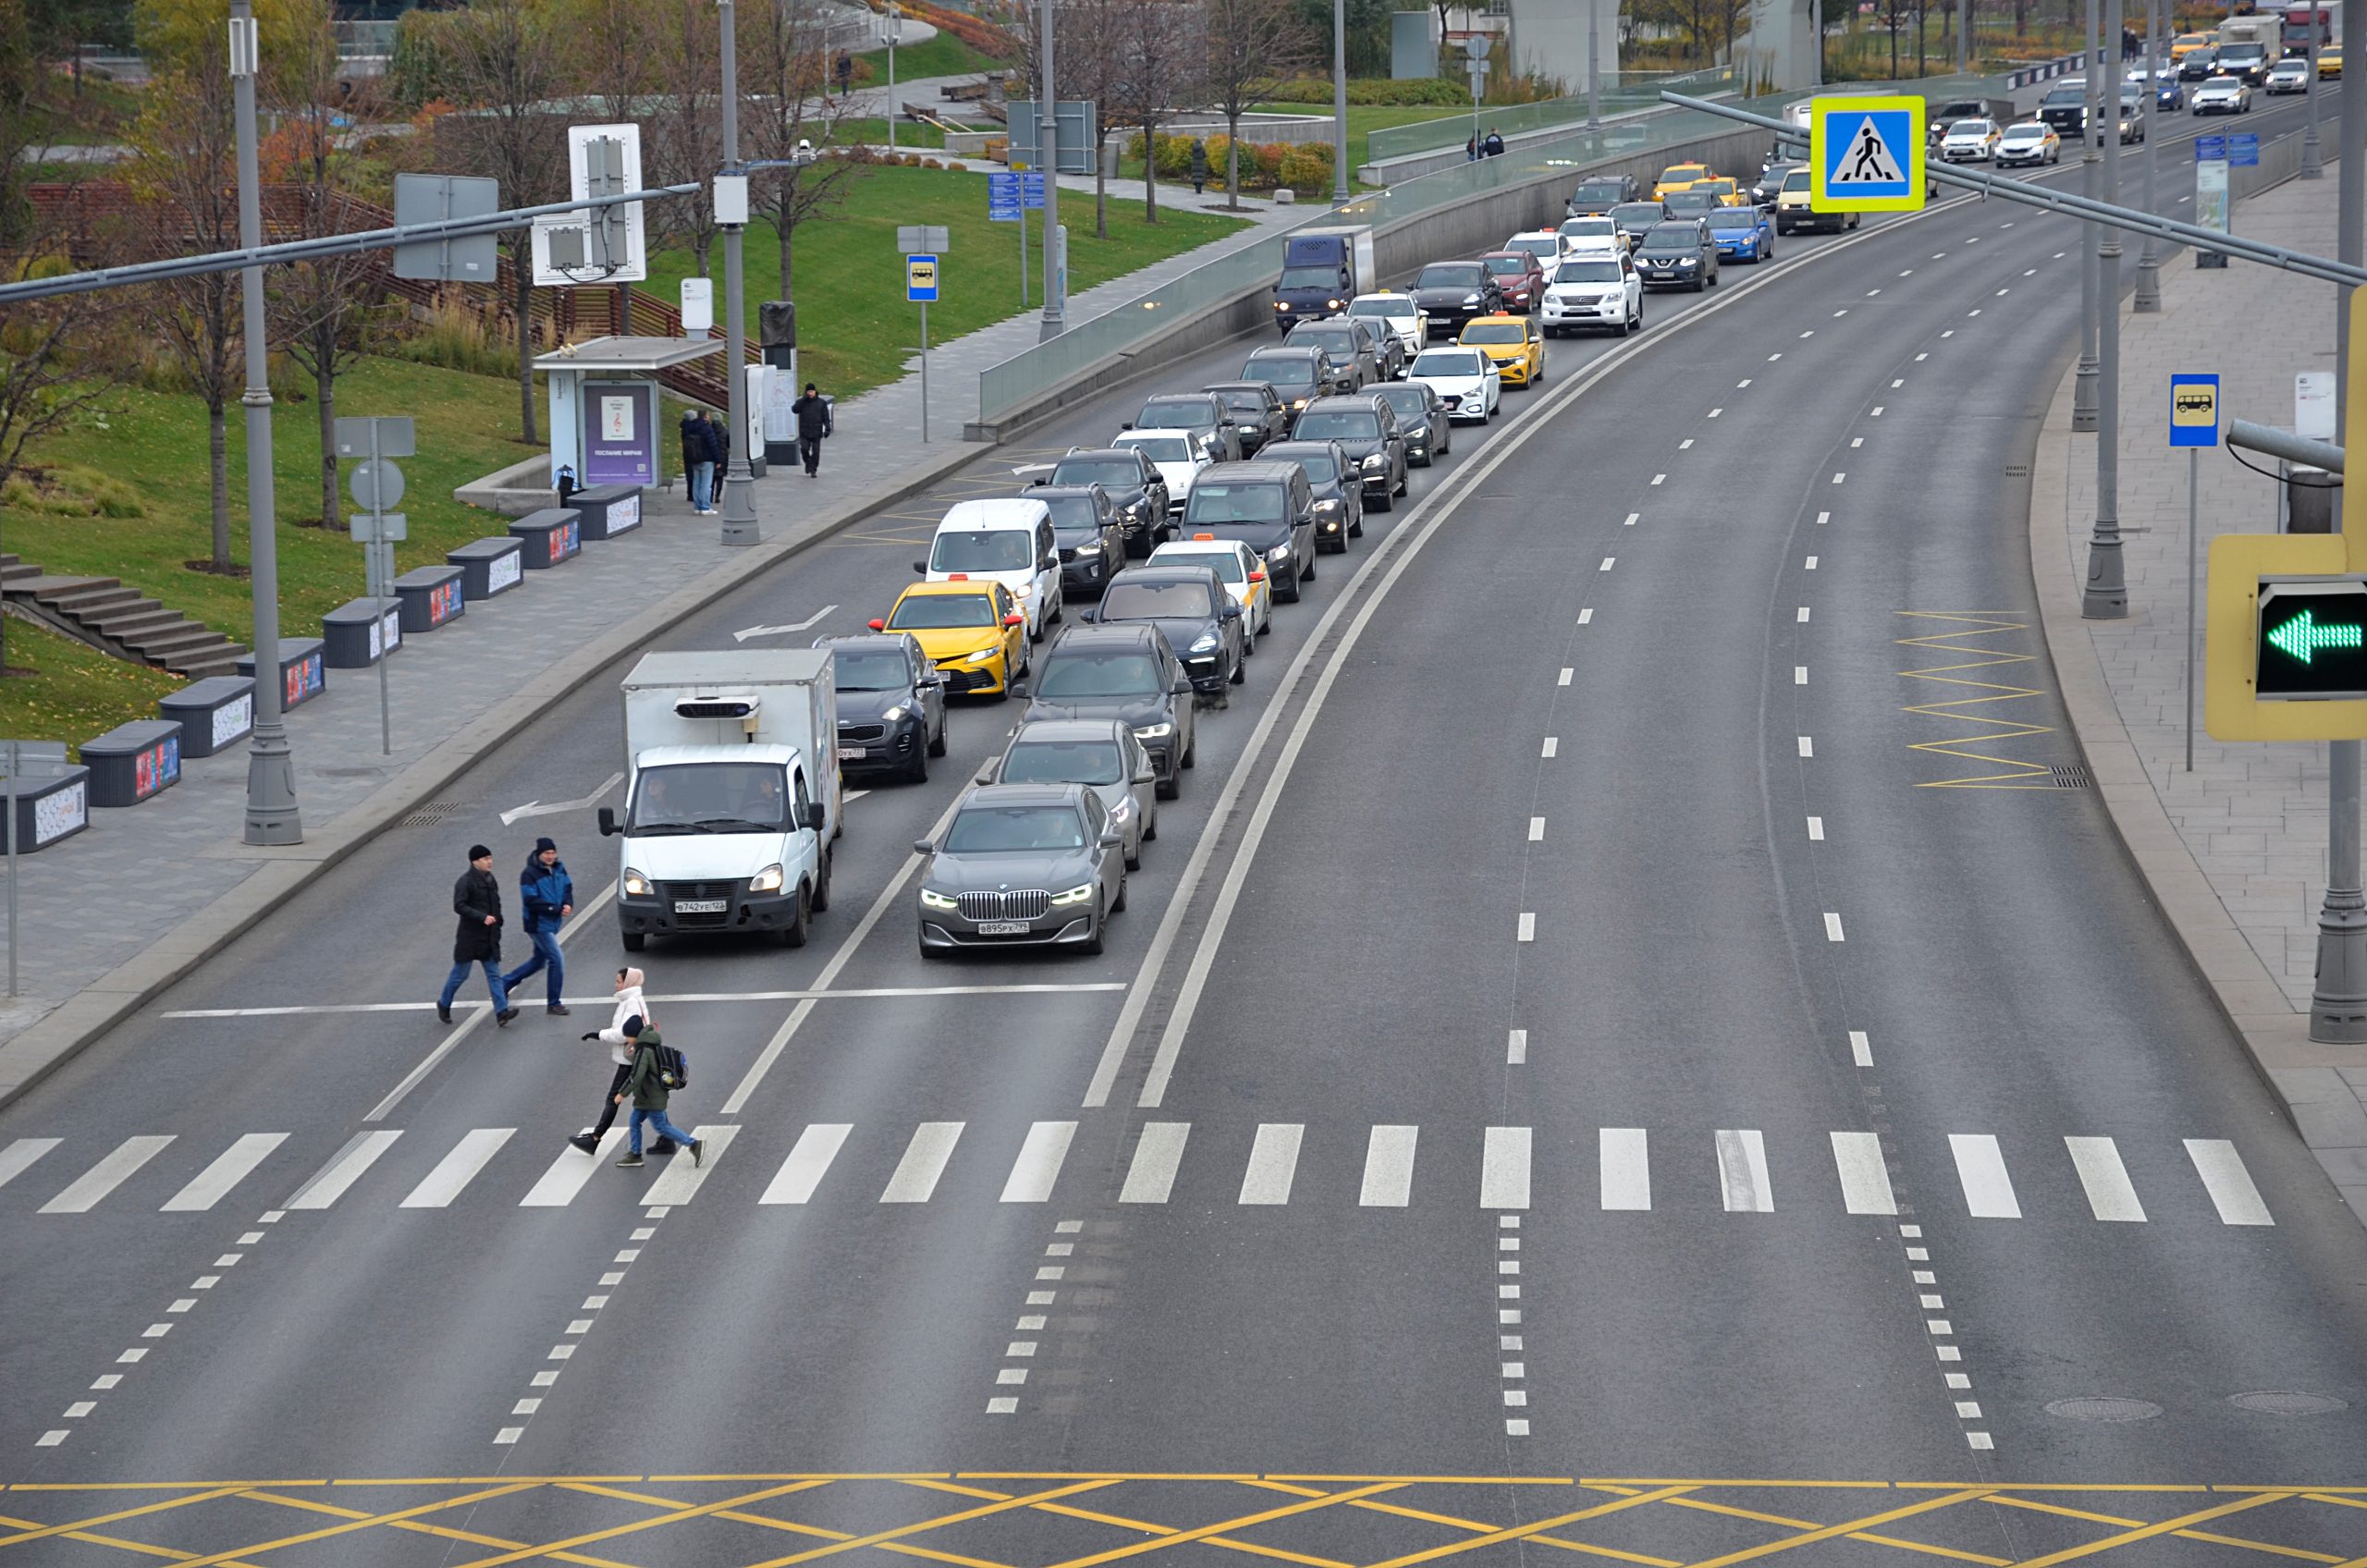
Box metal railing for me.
[1365,67,1739,163]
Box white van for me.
[919,497,1063,643]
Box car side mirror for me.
[800,802,827,832]
[913,560,927,574]
[1098,831,1122,849]
[597,806,620,837]
[1078,607,1098,623]
[867,619,887,631]
[1041,554,1058,570]
[913,839,935,855]
[1222,603,1242,619]
[1010,680,1030,699]
[975,768,997,785]
[1120,422,1134,430]
[1170,674,1194,695]
[1134,767,1156,785]
[1003,613,1025,627]
[1249,569,1268,582]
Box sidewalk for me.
[2031,168,2367,1227]
[0,190,1301,1100]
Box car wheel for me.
[1156,773,1179,801]
[779,882,810,949]
[1693,276,1706,292]
[1126,837,1142,872]
[1048,591,1064,627]
[1182,727,1196,768]
[1278,570,1302,604]
[904,743,928,784]
[1349,512,1364,538]
[927,715,949,757]
[1029,607,1046,644]
[1081,902,1105,956]
[621,931,645,952]
[1300,551,1317,580]
[1111,875,1128,914]
[1144,807,1159,841]
[812,848,832,913]
[1532,360,1544,386]
[1230,647,1246,684]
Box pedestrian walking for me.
[1189,138,1209,195]
[612,1017,702,1169]
[439,844,518,1026]
[680,409,715,514]
[1466,133,1479,161]
[499,836,574,1016]
[790,382,831,477]
[1483,127,1506,157]
[570,967,676,1155]
[706,407,730,475]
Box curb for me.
[0,442,987,1111]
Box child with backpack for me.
[613,1016,702,1170]
[574,967,674,1156]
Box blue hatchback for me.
[1707,204,1773,263]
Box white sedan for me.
[1503,229,1569,273]
[1345,292,1427,366]
[2192,75,2253,113]
[1539,252,1642,337]
[1112,430,1212,516]
[1407,346,1502,423]
[1993,120,2061,166]
[1149,535,1273,642]
[1941,117,2002,161]
[2266,56,2312,93]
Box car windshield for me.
[2002,123,2047,139]
[1294,410,1380,438]
[888,591,996,630]
[1000,740,1127,787]
[1659,165,1707,183]
[1137,402,1212,430]
[1244,355,1317,387]
[1462,321,1527,344]
[1665,191,1715,212]
[1611,202,1664,227]
[1951,119,1995,135]
[1035,650,1164,698]
[1416,262,1485,288]
[628,763,786,833]
[2205,75,2238,86]
[1639,228,1699,253]
[2222,43,2264,59]
[1556,259,1624,283]
[1105,581,1219,619]
[1041,496,1105,533]
[1188,481,1287,522]
[1283,450,1342,483]
[1210,390,1265,416]
[1120,435,1195,462]
[1782,170,1811,190]
[1374,386,1429,421]
[1159,547,1246,582]
[1708,208,1760,229]
[830,649,911,692]
[1481,254,1529,276]
[1561,217,1615,238]
[1278,265,1341,289]
[1574,179,1625,198]
[1412,349,1485,377]
[1053,458,1139,490]
[1348,297,1407,319]
[2043,85,2085,104]
[929,529,1034,572]
[1508,237,1559,258]
[942,804,1086,853]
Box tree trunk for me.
[1143,117,1160,222]
[208,398,230,570]
[777,203,795,294]
[1225,110,1243,211]
[514,258,537,444]
[695,230,714,275]
[315,356,339,533]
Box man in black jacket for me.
[438,844,519,1026]
[789,383,831,477]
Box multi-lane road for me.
[4,90,2364,1567]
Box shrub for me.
[391,296,517,380]
[1263,76,1471,106]
[1277,144,1333,193]
[984,136,1009,162]
[2,464,146,519]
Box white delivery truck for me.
[596,649,840,950]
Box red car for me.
[1478,250,1548,314]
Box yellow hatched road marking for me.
[448,1477,833,1568]
[1358,1485,1701,1568]
[1684,1487,1997,1566]
[2012,1490,2296,1565]
[1040,1480,1406,1568]
[0,1507,235,1566]
[1985,1491,2347,1564]
[1895,611,2060,788]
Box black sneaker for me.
[651,1137,680,1156]
[436,1005,451,1024]
[615,1152,645,1168]
[568,1133,599,1155]
[496,1008,520,1026]
[547,1005,571,1017]
[688,1138,705,1168]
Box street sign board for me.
[2169,373,2220,447]
[907,254,939,302]
[2299,371,2337,440]
[2229,131,2261,166]
[896,225,950,253]
[390,174,499,283]
[988,171,1022,221]
[2256,577,2367,700]
[334,416,414,459]
[1023,171,1047,210]
[1809,95,1925,212]
[2195,133,2226,160]
[1006,100,1099,176]
[350,459,406,513]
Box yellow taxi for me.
[869,577,1028,698]
[1651,162,1714,200]
[1699,177,1750,206]
[1458,313,1545,388]
[2322,46,2343,77]
[2169,31,2211,60]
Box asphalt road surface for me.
[3,94,2363,1568]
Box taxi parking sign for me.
[907,253,939,302]
[1810,96,1926,213]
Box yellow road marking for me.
[1360,1486,1702,1568]
[1895,611,2062,788]
[448,1478,831,1568]
[742,1477,1122,1568]
[1684,1487,1997,1566]
[0,1485,257,1550]
[1985,1491,2345,1564]
[2012,1490,2295,1566]
[1040,1480,1405,1568]
[0,1507,234,1565]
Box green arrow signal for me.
[2266,608,2366,665]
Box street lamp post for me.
[2303,14,2324,178]
[2074,0,2101,432]
[2082,0,2128,619]
[1588,0,1601,130]
[1332,0,1349,203]
[1037,0,1062,339]
[229,0,300,845]
[885,3,899,153]
[2134,0,2160,311]
[717,0,759,546]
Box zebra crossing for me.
[0,1121,2280,1229]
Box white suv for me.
[1540,251,1642,337]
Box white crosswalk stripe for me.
[1000,1121,1077,1204]
[1359,1125,1417,1207]
[1949,1133,2022,1219]
[1239,1124,1304,1205]
[521,1131,624,1207]
[1715,1129,1772,1213]
[759,1124,851,1206]
[0,1138,61,1194]
[1829,1131,1897,1215]
[401,1129,514,1209]
[880,1122,963,1204]
[1481,1127,1530,1210]
[2065,1136,2146,1222]
[162,1133,288,1213]
[41,1136,175,1214]
[2186,1137,2275,1226]
[288,1131,401,1210]
[643,1125,737,1206]
[1119,1122,1189,1204]
[1600,1129,1651,1210]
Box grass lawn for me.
[825,118,950,149]
[1244,103,1474,168]
[850,31,1012,82]
[10,356,563,655]
[642,165,1251,400]
[0,619,185,755]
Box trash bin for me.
[81,718,184,807]
[158,676,255,759]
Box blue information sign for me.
[987,171,1021,222]
[2195,134,2226,161]
[1022,170,1047,210]
[2170,373,2221,447]
[2229,132,2261,166]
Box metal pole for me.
[6,741,17,998]
[718,0,759,546]
[2304,19,2324,178]
[1957,0,1968,73]
[1037,0,1061,340]
[2185,446,2197,770]
[2084,0,2127,618]
[1588,0,1601,130]
[886,5,897,153]
[2312,0,2367,1043]
[370,423,389,757]
[1020,194,1029,307]
[1814,0,1824,85]
[232,0,299,846]
[2134,0,2160,311]
[2074,0,2101,432]
[1332,0,1350,203]
[919,299,929,445]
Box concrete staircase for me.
[0,553,245,679]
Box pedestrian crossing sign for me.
[1810,96,1926,213]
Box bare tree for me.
[1199,0,1319,210]
[557,0,661,122]
[1110,0,1200,223]
[647,0,724,275]
[743,0,864,295]
[1016,0,1128,237]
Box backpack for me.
[656,1042,689,1090]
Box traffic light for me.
[2257,577,2367,700]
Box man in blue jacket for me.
[501,836,575,1016]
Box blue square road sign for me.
[1809,96,1926,212]
[2170,373,2221,447]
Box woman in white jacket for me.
[570,968,674,1155]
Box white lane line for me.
[1834,309,1848,317]
[1578,607,1595,624]
[1823,913,1845,942]
[1892,378,1905,387]
[999,1121,1078,1204]
[1832,472,1846,484]
[1916,352,1928,361]
[521,1129,625,1207]
[0,1138,59,1193]
[1679,438,1694,449]
[1994,288,2009,297]
[1807,816,1824,839]
[288,1130,403,1210]
[880,1122,965,1203]
[1527,817,1545,841]
[158,1133,286,1213]
[1716,1129,1773,1213]
[1541,737,1559,757]
[1797,606,1811,622]
[1806,556,1820,570]
[1738,378,1753,387]
[2023,267,2037,276]
[1623,511,1639,526]
[1506,1029,1527,1065]
[366,1007,493,1122]
[399,1128,515,1209]
[1359,1125,1418,1207]
[41,1136,176,1214]
[1707,407,1722,417]
[1239,1123,1305,1206]
[1120,1122,1190,1203]
[1600,1128,1650,1211]
[1795,667,1809,685]
[1650,473,1666,485]
[1598,557,1615,572]
[1943,329,1956,337]
[1517,913,1537,942]
[1769,353,1783,361]
[1816,510,1830,525]
[1558,668,1574,686]
[175,982,1130,1020]
[1900,269,1914,276]
[1968,309,1982,317]
[1870,407,1883,416]
[1799,330,1815,338]
[1831,1132,1899,1215]
[1949,1133,2023,1219]
[758,1123,852,1205]
[2065,1136,2147,1222]
[1850,436,1864,448]
[1797,736,1814,757]
[2186,1138,2275,1225]
[1849,1030,1872,1067]
[1481,1126,1532,1210]
[642,1124,737,1205]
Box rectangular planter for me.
[81,718,183,807]
[393,565,467,633]
[446,538,524,602]
[323,597,405,668]
[235,637,327,714]
[570,484,644,541]
[157,676,254,759]
[509,508,582,570]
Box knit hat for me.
[622,1015,644,1037]
[468,844,492,862]
[535,836,558,852]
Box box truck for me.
[2217,15,2285,79]
[597,648,840,949]
[1271,226,1377,333]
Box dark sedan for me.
[1285,317,1388,387]
[1750,162,1803,204]
[1371,381,1449,467]
[1083,564,1245,694]
[1201,380,1290,454]
[1034,483,1128,596]
[1565,173,1638,216]
[1238,344,1339,410]
[1127,393,1241,462]
[1607,201,1671,254]
[914,783,1127,956]
[1039,447,1169,555]
[1408,260,1504,337]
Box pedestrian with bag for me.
[500,836,574,1016]
[570,967,676,1156]
[439,844,518,1026]
[706,407,730,477]
[680,409,716,515]
[613,1016,702,1169]
[1189,138,1210,195]
[790,382,832,477]
[1483,127,1506,157]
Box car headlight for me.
[1274,300,1290,311]
[1315,497,1343,513]
[1267,544,1292,562]
[920,888,958,910]
[1189,631,1219,653]
[881,704,908,723]
[1362,453,1387,470]
[749,863,785,893]
[1107,793,1134,820]
[964,647,999,664]
[1011,582,1033,599]
[1134,722,1173,740]
[1678,258,1698,267]
[1463,293,1480,304]
[622,868,652,897]
[1325,298,1342,309]
[1050,882,1098,906]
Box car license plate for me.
[674,899,727,914]
[978,919,1030,936]
[840,746,867,759]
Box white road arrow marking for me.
[500,771,625,827]
[732,605,839,643]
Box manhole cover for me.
[400,802,465,827]
[2045,1398,2164,1422]
[2229,1390,2349,1416]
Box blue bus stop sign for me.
[2170,373,2221,447]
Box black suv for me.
[1238,343,1340,409]
[1285,317,1389,388]
[1408,260,1505,337]
[1292,394,1408,512]
[1261,439,1364,554]
[1015,623,1197,797]
[1180,458,1322,599]
[1127,393,1241,461]
[1037,447,1170,555]
[1083,563,1246,695]
[1371,381,1450,467]
[1201,380,1290,454]
[1033,484,1128,596]
[815,631,948,783]
[2037,80,2089,135]
[1636,219,1718,290]
[1566,173,1638,216]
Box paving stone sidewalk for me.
[2033,168,2367,1224]
[0,195,1301,1060]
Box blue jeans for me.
[690,460,716,510]
[501,926,564,1007]
[438,959,509,1012]
[629,1106,694,1155]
